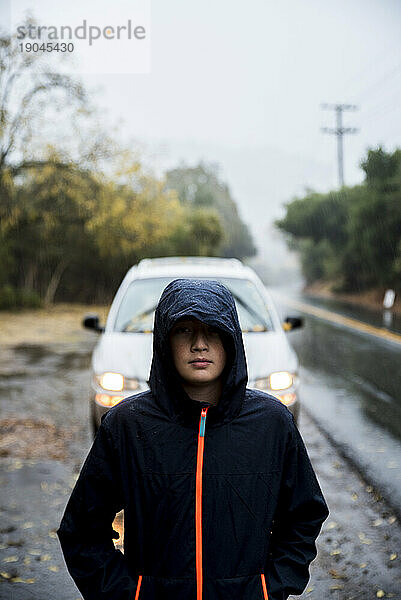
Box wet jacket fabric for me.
[57,278,329,600]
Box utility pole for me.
[321,103,358,187]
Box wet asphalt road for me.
[1,315,401,598]
[271,289,401,518]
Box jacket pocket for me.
[260,573,268,600]
[134,574,142,600]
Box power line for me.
[340,47,396,98]
[354,63,401,107]
[359,85,401,121]
[321,103,359,188]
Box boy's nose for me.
[191,328,209,351]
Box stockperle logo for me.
[17,19,147,46]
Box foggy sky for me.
[5,0,401,259]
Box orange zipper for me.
[196,407,209,600]
[260,573,268,599]
[134,574,142,599]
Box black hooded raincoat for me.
[58,279,329,600]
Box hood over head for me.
[149,278,248,428]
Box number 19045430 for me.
[19,42,74,53]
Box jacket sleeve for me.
[57,420,138,600]
[265,416,329,600]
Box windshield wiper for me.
[120,303,158,332]
[230,291,269,331]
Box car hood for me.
[92,330,298,382]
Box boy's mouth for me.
[189,358,212,363]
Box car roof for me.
[123,256,257,282]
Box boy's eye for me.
[207,326,219,334]
[174,326,191,334]
[171,324,221,336]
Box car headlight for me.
[95,394,125,407]
[270,371,293,390]
[253,372,297,407]
[97,372,124,391]
[254,371,295,391]
[95,372,140,392]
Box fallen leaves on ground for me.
[330,584,344,591]
[40,554,51,562]
[358,532,373,544]
[9,576,36,583]
[329,568,347,580]
[0,418,67,460]
[372,518,383,527]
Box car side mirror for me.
[83,314,105,333]
[283,316,303,332]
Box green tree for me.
[8,152,186,304]
[166,207,223,257]
[360,146,401,187]
[165,163,256,259]
[7,157,99,303]
[341,185,401,291]
[276,191,348,247]
[276,147,401,293]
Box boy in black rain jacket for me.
[58,278,329,600]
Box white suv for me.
[84,257,302,433]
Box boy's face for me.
[169,317,227,387]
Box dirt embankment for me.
[304,283,401,316]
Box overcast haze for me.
[4,0,401,267]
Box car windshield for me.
[114,277,274,333]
